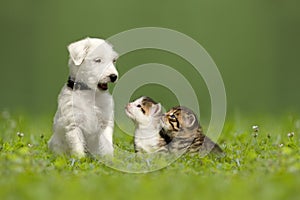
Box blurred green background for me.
[0,0,299,117]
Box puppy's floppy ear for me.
[67,38,90,66]
[150,103,162,116]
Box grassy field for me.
[0,111,299,200]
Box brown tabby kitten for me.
[161,106,223,155]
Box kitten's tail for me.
[202,136,225,157]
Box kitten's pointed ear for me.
[68,38,90,66]
[184,113,196,128]
[150,103,162,116]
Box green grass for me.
[0,111,299,200]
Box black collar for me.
[67,77,91,90]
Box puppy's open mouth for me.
[97,83,108,90]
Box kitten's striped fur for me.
[161,106,223,155]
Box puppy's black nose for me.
[109,74,118,82]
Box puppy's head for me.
[67,37,119,91]
[125,96,162,126]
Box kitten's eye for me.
[169,114,177,121]
[136,104,145,114]
[94,58,102,63]
[170,114,175,119]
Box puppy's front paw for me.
[65,128,86,157]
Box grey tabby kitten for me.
[161,106,223,156]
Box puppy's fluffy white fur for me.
[48,37,118,157]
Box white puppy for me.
[48,37,119,157]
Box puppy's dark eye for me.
[94,58,102,63]
[137,104,141,108]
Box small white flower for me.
[17,132,24,138]
[28,143,33,148]
[287,132,294,138]
[252,125,259,132]
[279,143,284,148]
